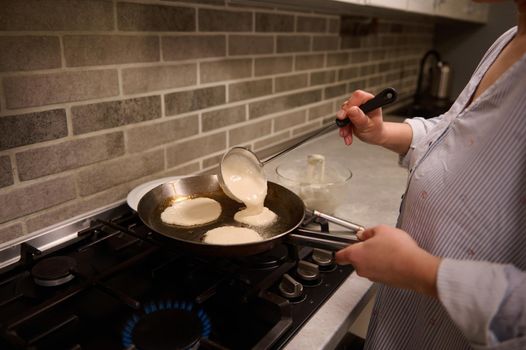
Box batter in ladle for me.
[221,152,277,226]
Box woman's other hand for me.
[336,90,386,146]
[335,225,441,297]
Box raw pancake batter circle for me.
[234,207,277,226]
[160,197,221,226]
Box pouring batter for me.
[220,152,277,226]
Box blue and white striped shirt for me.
[365,27,526,350]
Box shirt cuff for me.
[437,258,509,347]
[398,118,420,168]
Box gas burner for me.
[31,256,77,287]
[242,244,289,269]
[122,300,211,350]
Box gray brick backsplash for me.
[295,54,324,71]
[0,109,67,151]
[325,83,347,99]
[165,85,226,116]
[309,102,334,121]
[199,9,252,32]
[293,121,321,136]
[0,156,13,188]
[277,36,311,53]
[275,73,308,93]
[328,18,340,33]
[117,2,195,32]
[0,36,61,72]
[360,63,377,75]
[255,13,294,32]
[341,36,361,49]
[274,110,306,131]
[368,75,384,87]
[126,115,199,153]
[297,16,327,33]
[162,35,226,61]
[229,35,274,56]
[311,70,336,86]
[202,154,222,169]
[327,53,349,67]
[348,79,367,93]
[3,70,119,109]
[16,132,125,181]
[64,35,160,67]
[167,132,226,167]
[200,59,252,83]
[0,176,76,224]
[249,89,322,119]
[229,78,272,102]
[72,96,162,135]
[122,64,197,95]
[76,150,164,196]
[229,120,272,146]
[255,56,293,76]
[202,105,246,132]
[0,223,24,244]
[0,0,114,31]
[0,0,432,236]
[339,67,360,81]
[254,131,290,151]
[313,36,339,51]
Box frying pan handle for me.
[287,228,360,251]
[335,87,398,127]
[306,209,365,232]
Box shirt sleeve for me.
[398,116,444,168]
[437,258,526,349]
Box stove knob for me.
[296,260,320,281]
[312,248,335,267]
[279,273,304,299]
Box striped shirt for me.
[365,27,526,350]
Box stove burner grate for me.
[122,300,211,350]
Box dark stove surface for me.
[0,206,353,350]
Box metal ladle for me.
[218,87,398,216]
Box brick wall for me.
[0,0,433,242]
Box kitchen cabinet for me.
[237,0,488,24]
[434,0,488,23]
[407,0,434,15]
[365,0,407,11]
[332,0,364,4]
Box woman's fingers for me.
[334,244,358,265]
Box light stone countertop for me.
[263,128,408,349]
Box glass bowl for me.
[275,157,352,214]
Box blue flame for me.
[121,300,212,348]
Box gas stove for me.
[0,202,354,350]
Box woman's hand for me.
[336,90,386,146]
[335,225,441,297]
[336,90,413,155]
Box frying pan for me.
[137,175,361,256]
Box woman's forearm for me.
[378,121,413,155]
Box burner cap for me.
[31,256,76,287]
[122,301,212,350]
[244,244,288,269]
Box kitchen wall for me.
[435,2,516,99]
[0,0,433,243]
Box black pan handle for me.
[335,87,398,127]
[287,228,360,251]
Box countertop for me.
[263,128,408,349]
